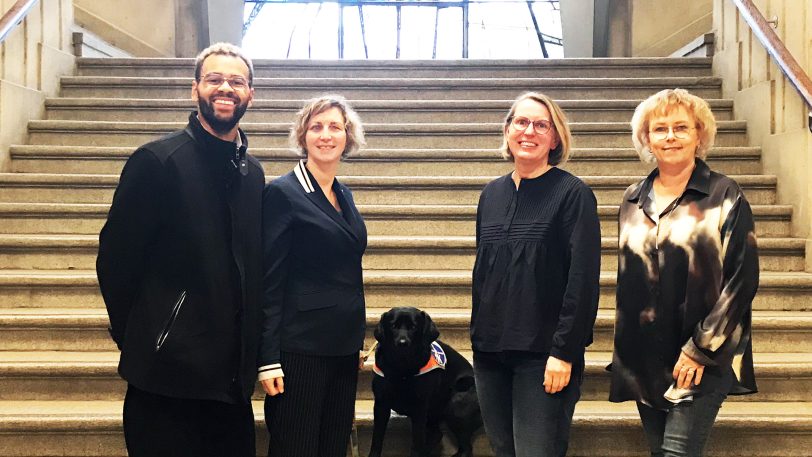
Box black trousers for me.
[123,384,255,457]
[264,351,359,457]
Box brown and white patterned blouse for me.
[609,159,759,409]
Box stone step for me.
[2,350,807,403]
[3,269,809,311]
[0,399,809,456]
[57,75,723,100]
[10,146,760,176]
[42,98,735,123]
[25,120,749,149]
[0,174,777,205]
[0,203,790,238]
[1,307,807,354]
[75,57,715,78]
[0,234,803,272]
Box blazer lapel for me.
[293,160,359,242]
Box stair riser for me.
[0,215,791,238]
[10,156,761,176]
[0,420,812,457]
[2,369,807,403]
[0,415,808,456]
[26,129,749,149]
[58,86,724,100]
[75,65,714,79]
[2,281,808,311]
[0,247,803,272]
[44,107,736,124]
[1,323,807,353]
[0,185,776,205]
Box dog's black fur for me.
[368,307,482,457]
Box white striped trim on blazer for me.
[293,159,315,193]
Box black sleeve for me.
[682,190,759,366]
[550,183,602,362]
[258,183,295,368]
[96,148,163,349]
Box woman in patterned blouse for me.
[609,88,759,456]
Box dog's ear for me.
[454,375,476,392]
[374,311,389,342]
[420,310,440,343]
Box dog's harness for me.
[373,341,447,377]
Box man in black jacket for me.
[96,42,264,457]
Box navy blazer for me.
[259,160,367,376]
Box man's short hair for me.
[194,42,254,87]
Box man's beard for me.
[196,91,249,135]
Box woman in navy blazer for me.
[259,95,367,457]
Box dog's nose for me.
[396,338,409,347]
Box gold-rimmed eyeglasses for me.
[648,125,696,141]
[200,73,250,91]
[510,116,553,135]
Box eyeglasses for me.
[510,116,553,135]
[308,123,346,134]
[648,125,696,141]
[200,73,250,91]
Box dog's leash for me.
[350,341,379,457]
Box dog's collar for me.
[373,341,447,378]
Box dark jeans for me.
[264,351,359,457]
[473,351,582,457]
[636,368,734,457]
[123,384,255,457]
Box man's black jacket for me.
[97,112,265,403]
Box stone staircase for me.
[0,57,811,456]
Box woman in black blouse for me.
[609,89,759,456]
[471,92,601,457]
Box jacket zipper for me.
[155,290,187,352]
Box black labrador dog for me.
[368,307,482,457]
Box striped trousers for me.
[264,351,359,457]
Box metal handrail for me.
[731,0,812,133]
[0,0,38,44]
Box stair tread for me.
[1,350,809,365]
[1,400,810,421]
[0,233,802,249]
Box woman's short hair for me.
[630,88,717,163]
[499,92,572,165]
[290,95,366,159]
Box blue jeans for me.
[636,368,733,457]
[473,351,582,457]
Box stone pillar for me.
[559,0,594,57]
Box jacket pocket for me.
[291,288,359,312]
[154,290,187,352]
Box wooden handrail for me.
[732,0,812,133]
[0,0,38,44]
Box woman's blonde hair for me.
[499,92,572,165]
[630,88,717,163]
[290,95,366,158]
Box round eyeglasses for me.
[648,125,696,141]
[201,73,249,91]
[511,116,553,135]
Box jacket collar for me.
[292,160,361,243]
[627,158,712,206]
[185,111,249,175]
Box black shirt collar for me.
[627,158,711,206]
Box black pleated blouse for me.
[471,167,602,366]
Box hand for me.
[672,351,704,389]
[543,356,572,394]
[261,376,285,396]
[359,351,366,370]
